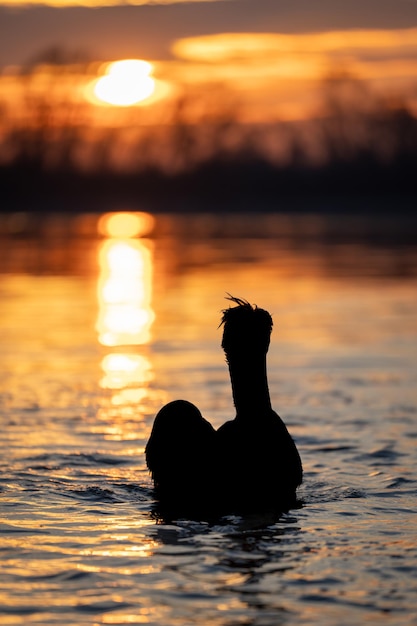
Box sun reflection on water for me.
[96,213,155,348]
[100,353,153,390]
[1,213,417,626]
[98,212,155,239]
[96,212,158,432]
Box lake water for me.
[0,211,417,626]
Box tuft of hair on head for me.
[220,294,273,356]
[220,294,254,324]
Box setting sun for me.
[93,59,155,106]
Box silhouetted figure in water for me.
[217,297,302,512]
[145,400,217,515]
[145,296,302,516]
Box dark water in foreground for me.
[0,212,417,625]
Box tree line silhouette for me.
[1,50,416,213]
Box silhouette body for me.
[216,297,302,511]
[145,297,302,516]
[145,400,217,515]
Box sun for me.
[93,59,155,107]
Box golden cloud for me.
[173,29,417,63]
[1,0,218,5]
[168,29,417,121]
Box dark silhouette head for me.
[145,400,217,515]
[145,400,215,481]
[221,295,273,360]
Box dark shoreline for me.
[2,156,416,215]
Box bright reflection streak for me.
[96,212,157,435]
[100,353,153,389]
[97,239,154,346]
[96,213,154,347]
[98,211,155,238]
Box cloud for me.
[173,29,417,63]
[171,29,417,90]
[0,0,220,5]
[167,29,417,121]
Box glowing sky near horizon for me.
[0,0,216,5]
[169,28,417,120]
[174,29,417,62]
[1,26,417,123]
[1,0,416,71]
[0,0,416,127]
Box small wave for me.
[299,481,366,504]
[370,445,403,459]
[367,444,405,465]
[68,485,124,503]
[302,390,353,407]
[314,445,357,453]
[384,476,416,489]
[65,452,130,467]
[24,452,129,469]
[114,482,154,501]
[298,434,357,453]
[0,522,48,535]
[77,599,132,614]
[66,482,153,506]
[25,569,92,582]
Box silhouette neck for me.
[226,349,272,419]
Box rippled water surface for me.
[1,212,417,625]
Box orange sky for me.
[0,0,416,172]
[169,29,417,120]
[1,27,416,125]
[2,0,417,67]
[0,0,215,4]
